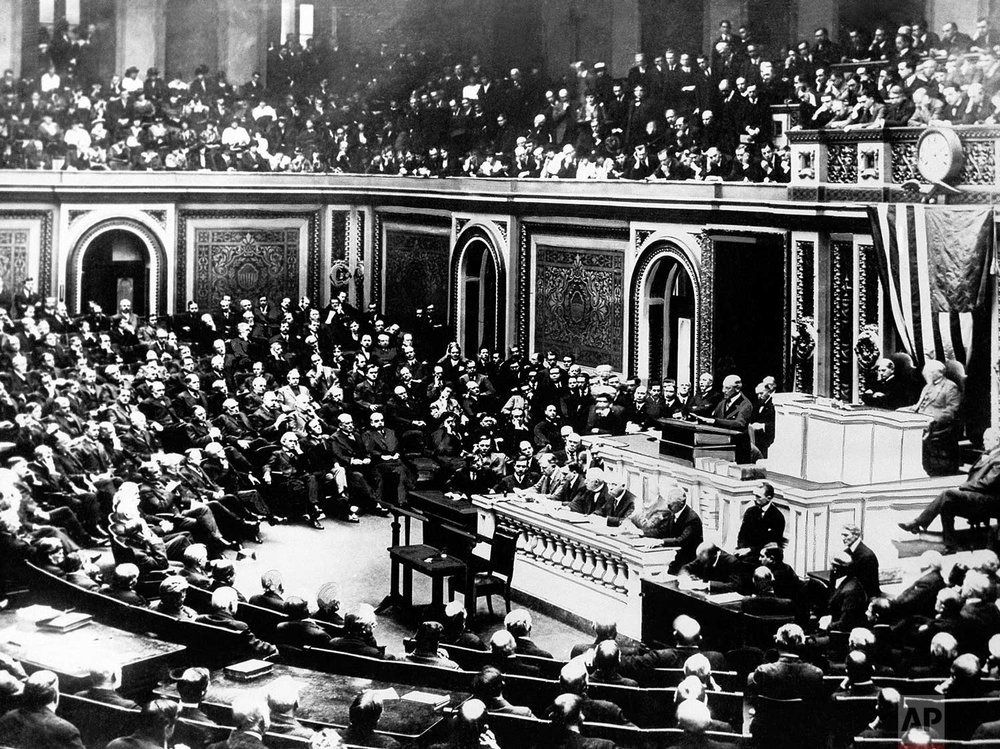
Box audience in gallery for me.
[7,16,1000,181]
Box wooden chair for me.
[449,528,518,615]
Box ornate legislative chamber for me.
[0,125,995,635]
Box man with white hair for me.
[747,624,825,702]
[562,466,610,515]
[902,359,962,476]
[900,427,1000,551]
[693,373,753,462]
[266,676,313,739]
[629,486,703,572]
[890,550,945,620]
[209,693,270,748]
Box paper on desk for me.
[677,577,710,591]
[707,592,745,605]
[402,690,449,707]
[15,605,62,623]
[369,687,399,702]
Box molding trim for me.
[451,224,508,353]
[66,217,168,315]
[628,236,702,381]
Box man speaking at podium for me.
[692,374,753,463]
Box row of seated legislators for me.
[0,274,998,746]
[6,15,1000,179]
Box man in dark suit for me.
[747,623,825,704]
[471,666,533,716]
[327,609,385,659]
[74,665,138,709]
[694,374,753,463]
[900,427,1000,551]
[205,693,270,749]
[736,482,785,559]
[362,411,414,506]
[274,597,333,649]
[629,487,703,572]
[688,372,721,417]
[248,569,286,612]
[822,553,869,632]
[890,550,944,620]
[557,661,633,726]
[561,466,612,515]
[593,482,636,521]
[0,670,85,749]
[504,609,553,659]
[740,566,796,616]
[861,358,912,410]
[330,413,384,516]
[620,615,727,675]
[834,523,880,598]
[537,693,616,749]
[583,389,626,436]
[682,542,742,591]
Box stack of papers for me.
[402,690,450,708]
[707,592,745,605]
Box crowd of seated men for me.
[7,15,1000,181]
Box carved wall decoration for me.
[142,210,168,229]
[493,220,508,243]
[192,228,301,307]
[384,229,451,325]
[177,210,320,309]
[517,222,531,352]
[890,142,918,183]
[794,240,815,393]
[355,211,366,304]
[66,217,168,314]
[329,210,349,290]
[694,231,715,380]
[0,211,53,296]
[454,218,470,236]
[634,229,654,255]
[830,239,854,402]
[827,144,857,183]
[0,228,30,294]
[67,210,91,226]
[535,245,624,369]
[958,141,996,185]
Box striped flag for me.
[867,203,993,366]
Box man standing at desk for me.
[901,359,962,476]
[735,482,785,559]
[628,486,703,572]
[834,523,881,598]
[693,374,753,463]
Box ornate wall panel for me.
[830,239,855,402]
[177,210,320,309]
[794,240,815,394]
[0,211,53,295]
[383,229,450,325]
[827,144,858,183]
[355,211,366,304]
[192,228,302,308]
[534,245,624,369]
[0,228,30,294]
[857,243,878,329]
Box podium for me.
[767,393,930,484]
[658,418,741,466]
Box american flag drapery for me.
[867,203,993,366]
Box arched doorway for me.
[644,255,695,385]
[80,229,151,315]
[460,239,499,355]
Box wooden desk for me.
[0,610,185,692]
[640,578,792,649]
[157,662,459,739]
[388,543,468,616]
[767,393,930,484]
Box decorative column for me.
[0,0,24,77]
[793,239,816,393]
[830,238,855,402]
[115,0,165,77]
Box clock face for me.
[917,129,960,183]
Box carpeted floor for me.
[231,513,590,658]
